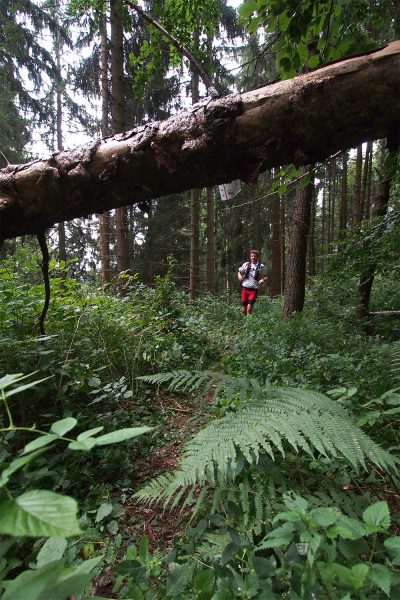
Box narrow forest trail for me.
[126,389,211,550]
[92,390,207,598]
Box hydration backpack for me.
[244,261,261,281]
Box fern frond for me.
[197,532,231,561]
[389,341,400,387]
[135,372,397,508]
[138,370,260,400]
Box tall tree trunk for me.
[99,19,111,285]
[283,168,314,317]
[338,151,348,239]
[355,135,398,319]
[361,141,372,219]
[189,62,200,300]
[361,142,372,219]
[270,190,282,296]
[320,169,327,272]
[307,185,316,276]
[206,187,215,293]
[365,143,374,220]
[280,197,286,291]
[252,184,262,252]
[111,0,129,274]
[55,15,66,264]
[352,145,363,226]
[190,188,200,299]
[330,158,336,243]
[327,161,332,245]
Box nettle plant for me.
[256,493,400,598]
[0,373,152,600]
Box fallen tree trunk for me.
[1,42,400,242]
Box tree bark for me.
[189,188,200,299]
[307,185,316,276]
[320,171,326,272]
[280,197,286,291]
[361,141,372,219]
[338,151,348,239]
[1,42,400,243]
[283,170,314,317]
[352,145,363,226]
[270,190,282,296]
[206,187,215,293]
[330,158,336,243]
[355,135,398,320]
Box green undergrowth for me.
[1,250,400,598]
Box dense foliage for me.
[1,247,399,598]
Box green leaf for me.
[351,563,370,588]
[0,491,82,537]
[0,449,46,488]
[308,55,320,69]
[363,501,390,530]
[77,427,104,441]
[111,503,125,518]
[220,542,239,567]
[50,556,102,600]
[92,426,153,446]
[252,556,275,578]
[194,569,215,593]
[5,378,51,398]
[50,418,78,436]
[384,536,400,557]
[2,559,65,600]
[310,507,340,527]
[338,538,368,560]
[68,439,97,451]
[2,556,102,600]
[331,516,367,540]
[0,373,26,390]
[333,563,369,590]
[95,503,113,523]
[22,434,59,455]
[258,523,295,549]
[107,520,118,535]
[278,11,290,32]
[368,563,392,596]
[166,562,191,597]
[238,0,259,20]
[36,538,67,568]
[277,183,287,196]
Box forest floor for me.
[93,389,210,597]
[126,390,203,549]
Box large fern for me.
[136,371,396,507]
[389,341,400,388]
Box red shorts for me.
[241,287,258,305]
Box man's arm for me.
[238,263,246,282]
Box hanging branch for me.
[37,231,51,336]
[0,152,10,167]
[124,0,219,97]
